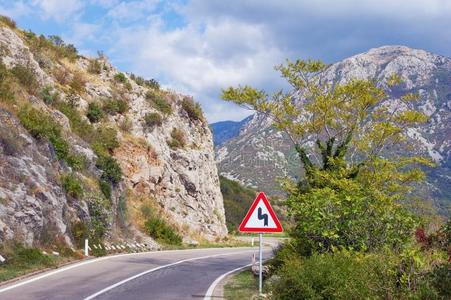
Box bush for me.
[0,15,16,28]
[99,179,112,199]
[69,72,86,93]
[62,173,84,199]
[0,61,14,103]
[88,59,102,74]
[71,221,88,248]
[144,112,162,128]
[92,126,119,153]
[181,97,204,121]
[270,248,442,300]
[88,197,109,241]
[144,217,182,245]
[102,98,128,115]
[96,155,122,184]
[167,128,186,149]
[40,85,58,105]
[114,72,127,83]
[86,102,103,123]
[54,101,95,143]
[66,153,87,171]
[12,64,38,94]
[146,91,172,114]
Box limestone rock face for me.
[0,23,226,246]
[216,46,451,215]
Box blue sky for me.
[1,0,451,122]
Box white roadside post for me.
[84,239,89,257]
[238,192,283,298]
[0,254,5,263]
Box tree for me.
[222,59,433,254]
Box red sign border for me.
[238,192,283,233]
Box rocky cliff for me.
[0,19,227,248]
[216,46,451,215]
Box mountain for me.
[216,46,451,215]
[210,115,252,146]
[0,18,227,248]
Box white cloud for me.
[32,0,83,21]
[106,0,159,22]
[0,1,32,18]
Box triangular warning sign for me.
[239,192,283,233]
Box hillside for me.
[0,17,227,249]
[216,46,451,215]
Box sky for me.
[1,0,451,122]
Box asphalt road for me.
[0,247,272,300]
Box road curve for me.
[0,247,272,300]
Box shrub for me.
[69,72,86,93]
[167,128,186,149]
[93,125,119,153]
[118,116,133,132]
[114,72,127,83]
[88,59,102,74]
[0,62,14,103]
[144,217,182,245]
[55,101,95,143]
[62,173,84,199]
[144,112,162,128]
[71,220,88,248]
[40,85,58,105]
[86,102,103,123]
[12,64,38,94]
[96,155,122,184]
[88,197,109,241]
[181,97,204,121]
[270,249,442,300]
[0,15,16,28]
[66,153,87,171]
[99,179,112,199]
[102,98,128,115]
[146,91,172,114]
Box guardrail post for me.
[84,239,89,257]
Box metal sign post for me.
[259,233,263,296]
[238,192,283,297]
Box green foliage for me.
[167,128,186,149]
[144,217,182,245]
[40,85,58,105]
[71,220,88,248]
[99,179,112,199]
[66,153,87,171]
[0,15,16,28]
[270,246,445,300]
[96,154,122,184]
[113,72,127,83]
[130,74,160,89]
[220,176,256,232]
[11,64,38,94]
[61,173,84,199]
[54,100,95,143]
[102,98,128,115]
[222,59,431,255]
[86,102,104,123]
[25,33,78,62]
[69,72,86,93]
[144,112,162,128]
[92,125,119,154]
[146,91,172,114]
[88,197,109,241]
[181,97,204,121]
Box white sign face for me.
[239,192,283,233]
[242,199,278,229]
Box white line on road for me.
[0,247,254,295]
[203,263,252,300]
[84,250,256,300]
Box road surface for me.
[0,247,272,300]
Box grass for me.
[223,269,266,300]
[0,243,81,283]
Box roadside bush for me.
[62,173,84,199]
[181,97,204,121]
[102,98,128,115]
[114,72,127,83]
[86,102,103,123]
[88,197,109,241]
[144,112,162,128]
[146,91,172,114]
[144,217,182,245]
[71,220,88,248]
[167,128,186,149]
[12,64,38,94]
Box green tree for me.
[222,59,432,254]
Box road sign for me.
[239,192,283,233]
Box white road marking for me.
[203,263,252,300]
[0,248,255,295]
[83,250,256,300]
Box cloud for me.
[32,0,84,21]
[106,0,159,22]
[0,1,32,18]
